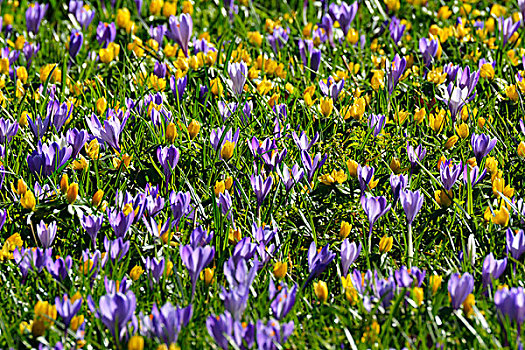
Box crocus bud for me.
[21,190,36,210]
[429,275,442,294]
[314,280,328,303]
[346,159,358,177]
[19,111,30,127]
[166,122,178,143]
[224,176,233,190]
[70,315,84,332]
[127,335,144,350]
[67,183,79,204]
[434,189,453,207]
[60,174,69,194]
[389,158,401,174]
[17,178,28,195]
[273,261,287,279]
[165,260,174,276]
[455,123,469,139]
[220,141,235,160]
[92,189,104,206]
[518,142,525,158]
[445,135,458,149]
[188,119,201,139]
[96,97,107,115]
[130,265,144,281]
[201,267,214,285]
[319,97,333,117]
[379,235,393,254]
[228,228,241,244]
[339,221,351,239]
[214,181,225,197]
[462,294,475,317]
[412,287,424,306]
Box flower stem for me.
[408,223,413,267]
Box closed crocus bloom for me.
[167,14,193,57]
[96,97,107,115]
[314,281,328,303]
[340,239,361,277]
[201,267,214,285]
[412,287,424,306]
[188,119,200,139]
[128,335,144,350]
[224,176,233,190]
[166,122,178,142]
[445,135,458,149]
[379,235,393,253]
[480,63,495,79]
[17,178,28,195]
[69,30,83,58]
[346,159,358,177]
[448,273,474,309]
[319,97,333,117]
[414,107,426,124]
[390,158,401,174]
[456,123,469,139]
[273,261,288,279]
[214,180,225,197]
[150,0,164,15]
[221,140,235,160]
[130,265,144,281]
[429,275,442,294]
[21,190,36,210]
[60,174,69,194]
[339,221,351,239]
[210,78,223,96]
[92,189,104,206]
[434,189,452,207]
[518,142,525,158]
[67,183,79,204]
[37,220,57,248]
[400,189,424,225]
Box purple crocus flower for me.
[292,131,319,151]
[440,159,462,191]
[471,133,497,164]
[218,101,238,121]
[319,76,345,101]
[26,2,48,34]
[36,220,57,249]
[389,16,406,45]
[482,253,507,289]
[144,256,165,287]
[443,63,460,84]
[154,61,167,78]
[400,189,424,225]
[27,113,51,140]
[207,311,255,349]
[169,191,192,226]
[55,294,82,328]
[267,26,289,53]
[278,163,304,191]
[228,62,247,96]
[494,287,525,326]
[75,4,95,30]
[156,145,180,184]
[46,255,72,281]
[81,214,104,247]
[368,113,386,137]
[150,25,167,46]
[65,128,88,159]
[357,164,375,194]
[0,209,5,231]
[218,191,233,219]
[448,272,474,309]
[180,244,215,297]
[87,290,136,340]
[107,207,135,238]
[47,99,73,133]
[210,126,240,152]
[87,113,127,152]
[301,151,328,183]
[419,37,439,67]
[507,228,525,260]
[167,14,193,57]
[387,54,406,94]
[318,15,335,47]
[189,225,214,248]
[23,42,40,67]
[221,257,259,319]
[328,1,358,36]
[456,66,480,98]
[269,280,297,320]
[70,32,84,57]
[341,239,361,277]
[462,165,486,188]
[0,117,18,144]
[250,174,273,210]
[438,82,469,122]
[145,302,193,345]
[103,236,130,264]
[390,173,407,203]
[361,194,391,253]
[304,241,336,289]
[298,39,321,79]
[169,75,187,101]
[96,22,116,47]
[407,142,426,170]
[498,16,520,47]
[256,319,294,350]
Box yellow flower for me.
[40,64,61,83]
[72,155,88,171]
[19,111,30,127]
[273,261,288,279]
[21,190,36,210]
[214,181,226,197]
[248,31,263,46]
[346,28,359,44]
[341,276,359,304]
[455,123,469,139]
[384,0,400,12]
[67,183,78,204]
[414,107,426,124]
[257,77,273,95]
[347,96,366,120]
[437,6,452,19]
[371,70,385,91]
[221,141,235,160]
[480,63,495,80]
[225,176,233,190]
[99,47,115,63]
[0,58,9,74]
[492,177,514,198]
[429,275,442,294]
[166,122,178,142]
[379,235,393,254]
[17,66,28,83]
[484,205,510,226]
[339,221,352,239]
[96,97,107,115]
[130,265,144,281]
[229,227,242,244]
[412,287,424,306]
[59,175,69,196]
[116,9,131,28]
[462,294,475,317]
[506,85,519,101]
[346,159,359,178]
[210,78,223,96]
[149,0,164,15]
[444,135,458,149]
[163,2,177,17]
[70,315,84,332]
[428,109,446,133]
[390,158,401,174]
[518,142,525,158]
[86,139,100,159]
[182,0,193,14]
[200,267,214,285]
[128,335,144,350]
[434,189,452,207]
[314,281,328,303]
[427,67,447,85]
[319,97,334,117]
[187,119,201,139]
[485,157,498,174]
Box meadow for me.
[0,0,525,348]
